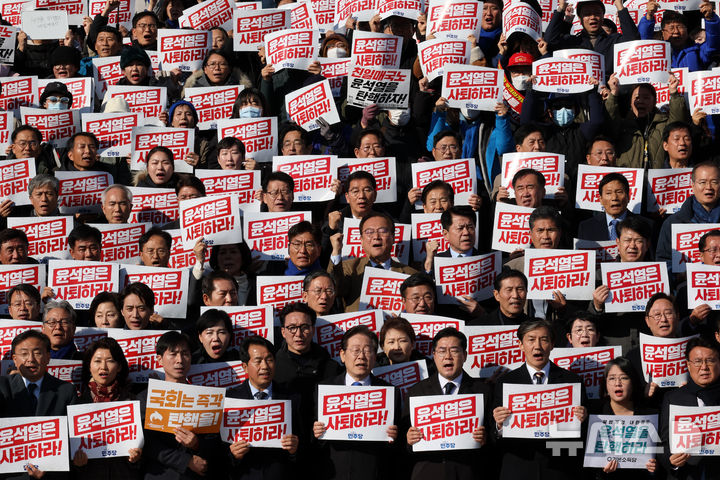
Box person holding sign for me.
[7,284,42,323]
[192,308,239,364]
[0,229,35,265]
[313,325,402,480]
[4,174,60,219]
[41,300,82,360]
[58,132,132,187]
[492,319,587,480]
[660,336,720,478]
[136,147,179,190]
[225,336,300,480]
[72,337,142,480]
[7,125,57,176]
[377,317,427,368]
[403,327,492,480]
[470,269,531,327]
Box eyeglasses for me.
[434,346,463,356]
[360,144,383,153]
[648,310,675,321]
[435,144,459,153]
[406,293,433,304]
[136,23,157,30]
[15,140,39,148]
[572,327,597,335]
[282,324,312,335]
[689,358,719,367]
[606,375,630,383]
[362,227,391,237]
[695,180,720,188]
[43,319,73,328]
[703,247,720,254]
[345,346,375,357]
[308,288,335,297]
[206,61,229,69]
[348,187,374,197]
[143,248,168,256]
[265,189,292,198]
[46,96,70,104]
[290,241,317,251]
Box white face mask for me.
[461,107,481,121]
[511,74,531,91]
[387,109,411,126]
[326,47,348,58]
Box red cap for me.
[508,52,534,67]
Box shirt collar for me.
[605,210,628,225]
[249,381,273,399]
[370,258,392,270]
[525,362,551,383]
[450,248,473,258]
[23,375,43,393]
[345,373,371,386]
[438,372,463,392]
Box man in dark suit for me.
[469,269,530,326]
[492,319,588,480]
[329,212,416,311]
[226,335,300,480]
[0,330,78,479]
[313,325,402,480]
[425,205,481,266]
[660,336,720,480]
[404,327,493,480]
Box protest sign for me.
[166,228,210,270]
[502,383,582,438]
[195,169,261,212]
[315,310,384,360]
[574,238,620,263]
[688,69,720,114]
[8,216,71,259]
[256,275,304,320]
[221,398,291,447]
[216,117,277,162]
[130,126,194,173]
[550,346,621,399]
[0,76,36,116]
[20,107,79,148]
[145,379,225,434]
[575,165,644,213]
[48,260,120,310]
[640,333,695,388]
[107,329,168,383]
[285,80,340,131]
[0,157,34,205]
[410,394,483,451]
[45,359,82,391]
[105,85,167,120]
[184,85,243,129]
[417,38,470,82]
[442,64,503,110]
[614,40,671,84]
[317,385,394,441]
[0,111,12,152]
[200,305,275,346]
[0,25,16,62]
[264,28,318,71]
[648,168,692,214]
[56,170,112,214]
[378,0,421,19]
[427,0,482,39]
[319,57,350,97]
[347,66,412,109]
[0,265,44,315]
[584,415,660,468]
[0,0,31,26]
[525,249,595,300]
[411,158,476,206]
[491,203,533,253]
[553,49,605,86]
[244,211,312,260]
[89,223,149,264]
[273,155,337,202]
[463,325,524,377]
[233,9,289,52]
[601,262,670,313]
[38,77,93,113]
[88,0,131,28]
[0,319,41,359]
[309,0,334,32]
[179,194,241,249]
[669,405,720,454]
[671,223,720,273]
[358,267,409,313]
[0,417,68,473]
[127,187,179,226]
[334,0,377,25]
[654,67,686,108]
[21,10,67,39]
[122,265,189,318]
[532,57,594,93]
[501,152,565,199]
[67,401,143,459]
[661,0,700,10]
[351,31,403,68]
[687,263,720,309]
[373,360,429,397]
[503,2,541,40]
[341,217,410,264]
[179,0,233,29]
[73,327,107,353]
[82,112,141,157]
[93,56,122,98]
[335,157,396,203]
[434,252,500,304]
[411,213,449,262]
[187,361,248,388]
[404,313,464,356]
[283,1,315,28]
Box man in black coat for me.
[403,327,493,480]
[492,319,588,480]
[226,336,300,480]
[660,336,720,479]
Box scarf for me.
[692,197,720,224]
[50,342,77,360]
[683,377,720,406]
[285,259,321,276]
[88,380,120,403]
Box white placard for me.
[502,383,581,438]
[409,394,483,451]
[317,384,394,441]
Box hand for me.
[261,64,275,81]
[468,194,482,211]
[329,178,341,195]
[507,248,524,260]
[41,287,55,303]
[313,421,327,439]
[593,285,610,311]
[345,16,357,31]
[669,453,690,468]
[72,449,88,467]
[361,104,379,128]
[614,0,625,11]
[472,426,486,446]
[603,459,618,473]
[669,72,679,94]
[692,108,707,127]
[608,73,619,96]
[317,117,337,141]
[175,427,199,450]
[254,188,263,203]
[187,455,208,475]
[690,304,712,325]
[82,16,92,35]
[457,295,484,316]
[193,238,207,264]
[330,233,343,256]
[554,186,568,207]
[0,199,14,217]
[496,186,510,203]
[418,77,429,92]
[149,313,165,328]
[407,426,423,445]
[423,239,439,272]
[573,406,587,422]
[102,0,120,15]
[557,0,567,12]
[701,0,715,20]
[26,464,44,479]
[537,38,548,55]
[243,158,256,170]
[386,425,398,443]
[128,448,141,463]
[281,434,298,454]
[230,440,250,459]
[646,381,658,398]
[494,102,508,117]
[158,111,169,125]
[645,0,658,19]
[497,33,507,56]
[467,34,477,47]
[493,406,512,429]
[17,31,27,51]
[435,96,449,111]
[408,187,422,204]
[549,290,567,311]
[119,25,129,37]
[328,210,343,230]
[369,13,381,32]
[307,60,321,75]
[646,458,657,473]
[169,68,183,83]
[184,152,199,167]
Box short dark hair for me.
[67,132,99,151]
[662,121,692,143]
[345,170,377,191]
[175,173,206,196]
[288,221,320,243]
[68,224,102,249]
[599,357,641,402]
[494,268,527,291]
[132,10,159,27]
[201,270,238,297]
[400,273,435,298]
[421,180,454,205]
[379,317,416,346]
[156,331,191,356]
[139,227,172,251]
[529,206,561,231]
[197,308,233,334]
[11,125,42,143]
[586,135,615,155]
[209,242,253,274]
[279,123,311,147]
[96,25,122,44]
[120,282,155,310]
[661,9,688,30]
[616,216,651,242]
[147,146,174,163]
[8,283,41,307]
[233,87,269,118]
[217,136,246,156]
[565,312,598,336]
[431,327,467,351]
[262,171,294,191]
[11,330,50,355]
[440,205,475,231]
[279,301,316,327]
[202,49,232,69]
[512,168,545,189]
[514,123,544,146]
[81,337,129,391]
[598,172,629,196]
[88,292,121,321]
[359,212,394,234]
[517,319,555,343]
[699,230,720,252]
[302,271,334,295]
[432,130,461,148]
[685,336,720,361]
[0,228,28,247]
[355,128,386,150]
[645,292,677,316]
[239,335,275,363]
[341,325,378,352]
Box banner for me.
[107,329,167,383]
[73,326,107,352]
[351,31,402,69]
[671,223,720,273]
[502,383,581,438]
[55,170,111,214]
[410,394,483,451]
[82,112,141,157]
[90,223,148,264]
[335,157,396,203]
[200,305,274,346]
[411,213,448,262]
[0,319,41,359]
[38,77,93,113]
[647,168,692,214]
[264,28,318,71]
[501,152,565,199]
[584,415,660,467]
[688,69,720,115]
[320,57,350,97]
[442,64,503,111]
[661,0,701,10]
[574,238,620,263]
[285,80,340,131]
[88,0,131,28]
[20,107,79,149]
[67,401,143,459]
[127,187,179,226]
[309,0,334,32]
[0,111,12,152]
[93,56,122,98]
[532,57,594,94]
[550,346,621,399]
[669,405,720,454]
[502,2,541,40]
[411,158,476,206]
[179,194,242,249]
[187,361,247,388]
[463,325,524,377]
[48,260,120,310]
[255,275,304,320]
[0,25,16,62]
[601,262,669,313]
[8,216,71,259]
[46,359,82,391]
[525,249,595,300]
[341,218,410,264]
[640,333,695,388]
[427,0,482,39]
[105,85,166,120]
[0,265,44,315]
[145,379,225,434]
[654,67,686,109]
[378,0,421,19]
[434,252,500,304]
[490,203,533,253]
[184,85,243,130]
[243,211,312,260]
[614,40,671,84]
[334,0,378,25]
[373,360,429,397]
[358,267,409,313]
[405,313,464,356]
[216,117,277,162]
[687,263,720,310]
[178,0,233,30]
[0,76,37,116]
[195,169,261,212]
[221,398,291,447]
[553,48,605,87]
[315,310,384,360]
[0,157,34,205]
[0,417,68,473]
[130,126,194,173]
[273,155,337,202]
[284,1,315,28]
[317,385,394,441]
[233,9,290,52]
[575,165,644,213]
[347,66,411,109]
[417,38,470,82]
[122,265,189,318]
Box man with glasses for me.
[41,299,82,360]
[330,212,416,312]
[303,271,339,316]
[266,221,326,275]
[354,129,386,159]
[260,172,294,212]
[279,124,313,156]
[6,284,42,322]
[431,131,462,161]
[7,125,55,174]
[130,10,158,50]
[683,230,720,337]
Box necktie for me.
[534,372,545,385]
[27,383,37,413]
[444,383,455,395]
[351,381,363,386]
[254,391,268,400]
[609,219,619,241]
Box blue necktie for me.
[351,381,362,386]
[609,219,619,241]
[254,391,268,400]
